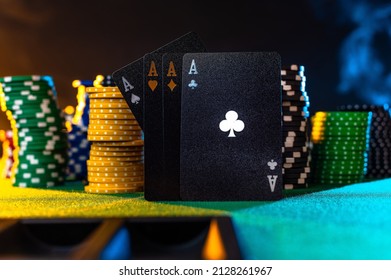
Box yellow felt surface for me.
[0,179,226,218]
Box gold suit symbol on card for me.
[148,80,158,91]
[167,79,177,92]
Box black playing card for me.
[142,34,206,201]
[180,52,283,201]
[160,53,184,200]
[112,58,144,127]
[112,32,206,130]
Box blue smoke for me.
[309,0,391,104]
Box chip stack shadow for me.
[85,86,144,194]
[281,65,311,189]
[0,75,69,188]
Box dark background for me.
[0,0,390,128]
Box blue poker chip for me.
[67,123,90,180]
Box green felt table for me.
[1,178,390,259]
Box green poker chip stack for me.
[0,75,69,188]
[310,111,372,185]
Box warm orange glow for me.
[71,85,86,125]
[72,80,81,88]
[64,105,75,115]
[311,113,326,143]
[93,74,104,87]
[0,133,9,179]
[201,219,227,260]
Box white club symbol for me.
[219,110,245,137]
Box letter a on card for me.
[188,59,198,75]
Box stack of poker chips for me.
[4,130,15,178]
[0,75,69,188]
[67,124,90,180]
[281,64,311,189]
[0,130,14,179]
[85,86,144,194]
[101,75,115,86]
[66,82,91,181]
[339,104,391,179]
[310,111,371,185]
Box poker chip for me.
[85,86,144,194]
[88,181,144,188]
[283,166,310,175]
[281,65,311,189]
[92,140,144,147]
[90,98,127,104]
[0,75,68,188]
[67,123,90,181]
[89,108,133,114]
[100,75,116,87]
[88,176,144,183]
[89,150,143,157]
[89,119,139,126]
[87,129,142,136]
[88,124,141,131]
[87,164,144,173]
[89,113,136,120]
[89,103,129,109]
[86,86,121,93]
[88,171,144,177]
[283,172,309,179]
[282,65,305,71]
[89,155,143,162]
[84,186,142,194]
[310,111,372,184]
[1,130,15,178]
[87,134,142,141]
[90,145,143,152]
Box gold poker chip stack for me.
[85,86,144,193]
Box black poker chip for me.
[282,100,310,107]
[282,104,308,111]
[283,130,308,138]
[283,178,307,184]
[282,145,309,153]
[283,135,308,142]
[282,94,309,102]
[283,140,308,147]
[283,166,310,174]
[284,183,308,190]
[283,162,309,169]
[283,172,309,179]
[283,122,307,129]
[101,75,116,86]
[283,150,309,159]
[282,90,308,99]
[281,74,306,81]
[283,115,307,122]
[282,109,308,117]
[282,84,305,91]
[283,126,307,133]
[284,157,308,164]
[339,103,391,179]
[281,80,306,87]
[281,68,304,75]
[284,143,307,149]
[282,65,305,71]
